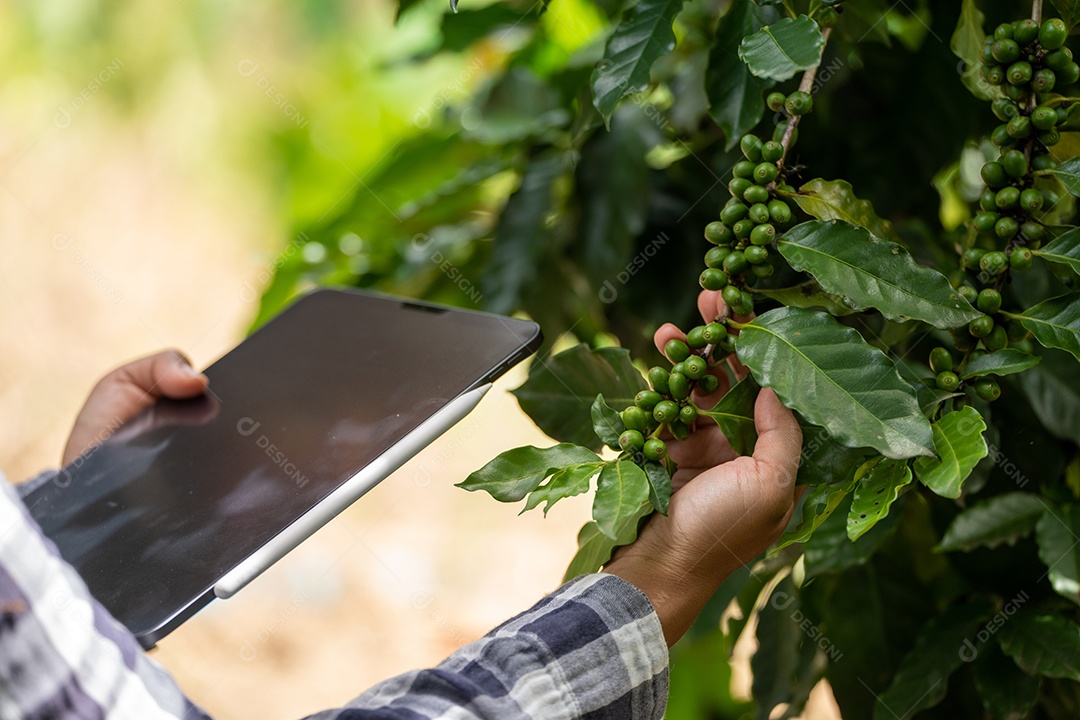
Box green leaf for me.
[781,178,900,244]
[805,491,903,577]
[973,642,1040,720]
[697,374,759,456]
[938,493,1047,552]
[643,460,671,515]
[913,406,988,499]
[950,0,999,101]
[1037,227,1080,276]
[464,67,570,144]
[738,15,825,82]
[752,281,858,316]
[513,344,649,451]
[872,601,995,720]
[1036,503,1080,606]
[591,394,625,450]
[1050,0,1080,29]
[959,349,1042,379]
[564,501,652,581]
[736,307,934,459]
[1011,292,1080,362]
[847,459,912,542]
[775,469,857,550]
[777,220,982,328]
[591,0,685,122]
[459,443,602,502]
[705,0,775,150]
[1047,156,1080,197]
[593,459,651,540]
[796,424,870,486]
[483,153,567,314]
[1000,612,1080,682]
[752,578,819,718]
[522,462,603,514]
[576,104,658,289]
[1017,349,1080,442]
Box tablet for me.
[25,288,541,649]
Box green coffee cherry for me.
[696,324,723,346]
[635,390,662,410]
[936,371,961,391]
[748,203,771,224]
[723,251,748,275]
[1040,18,1068,50]
[732,219,755,239]
[1032,153,1057,171]
[643,437,667,461]
[1013,19,1039,45]
[1032,68,1056,93]
[768,199,792,224]
[668,371,690,400]
[995,186,1020,210]
[665,338,691,363]
[1006,60,1032,85]
[981,161,1008,188]
[1020,188,1044,212]
[622,406,648,432]
[697,374,720,394]
[671,362,685,376]
[653,400,679,424]
[992,98,1019,122]
[732,292,754,317]
[929,347,954,374]
[648,367,671,394]
[975,379,1002,402]
[986,66,1007,86]
[718,333,738,355]
[705,247,730,269]
[754,162,779,185]
[669,419,691,441]
[752,263,775,278]
[785,91,813,116]
[1031,105,1058,130]
[619,429,644,450]
[766,92,787,112]
[750,223,776,246]
[1060,62,1080,86]
[1001,149,1028,178]
[744,184,770,205]
[1021,221,1045,242]
[720,202,748,225]
[979,188,998,211]
[729,178,754,199]
[1010,247,1034,269]
[761,141,784,163]
[980,250,1009,274]
[1046,48,1074,72]
[963,248,987,269]
[977,288,1002,314]
[1005,83,1028,102]
[686,326,708,349]
[992,39,1021,63]
[679,404,697,425]
[740,134,763,162]
[704,221,732,245]
[684,355,707,380]
[969,315,995,338]
[974,212,1000,234]
[744,245,769,264]
[1039,128,1061,146]
[700,268,729,291]
[959,284,979,303]
[994,23,1014,41]
[1007,115,1032,139]
[994,217,1019,241]
[722,285,743,308]
[734,161,757,179]
[991,124,1015,147]
[984,326,1009,352]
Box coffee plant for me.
[258,0,1080,716]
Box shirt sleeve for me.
[0,475,213,720]
[303,573,669,720]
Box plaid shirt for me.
[0,475,668,719]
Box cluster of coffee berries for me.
[929,347,1002,402]
[980,18,1076,106]
[618,329,728,463]
[700,133,799,315]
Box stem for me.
[1032,0,1043,23]
[777,26,833,174]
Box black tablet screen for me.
[25,289,540,643]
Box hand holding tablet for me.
[26,289,540,648]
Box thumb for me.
[114,350,208,400]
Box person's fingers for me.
[112,350,208,400]
[653,323,686,356]
[697,290,724,324]
[750,389,803,490]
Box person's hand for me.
[604,291,803,646]
[62,350,209,466]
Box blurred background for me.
[0,0,841,717]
